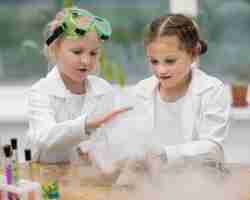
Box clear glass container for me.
[39,165,60,200]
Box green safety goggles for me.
[46,7,112,46]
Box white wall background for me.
[170,0,198,16]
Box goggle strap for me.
[99,34,110,41]
[46,26,64,46]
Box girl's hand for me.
[77,142,91,162]
[145,146,167,180]
[85,107,133,130]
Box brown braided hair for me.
[144,14,207,56]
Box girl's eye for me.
[90,51,98,56]
[165,59,176,64]
[71,49,82,55]
[150,59,159,65]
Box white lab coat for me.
[131,68,231,163]
[26,67,114,163]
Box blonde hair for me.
[43,9,66,67]
[43,23,61,67]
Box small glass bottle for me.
[40,167,60,200]
[11,138,19,185]
[3,144,13,185]
[3,145,14,200]
[24,149,36,200]
[23,149,33,180]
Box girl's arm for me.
[26,89,88,159]
[26,88,131,160]
[165,83,231,163]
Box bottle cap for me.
[24,149,32,161]
[3,145,12,158]
[11,138,18,150]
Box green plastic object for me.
[46,7,112,46]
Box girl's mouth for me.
[159,75,172,80]
[78,68,88,72]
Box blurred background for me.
[0,0,250,163]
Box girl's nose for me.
[80,54,90,66]
[157,64,169,74]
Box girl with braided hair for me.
[92,14,231,181]
[130,13,230,166]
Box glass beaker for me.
[39,165,60,200]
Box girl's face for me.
[55,30,101,85]
[146,35,195,91]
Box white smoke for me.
[109,161,249,200]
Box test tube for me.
[10,138,19,185]
[3,145,13,185]
[24,149,36,200]
[24,149,32,180]
[3,145,13,200]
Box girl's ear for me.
[45,39,61,66]
[51,38,62,61]
[188,47,198,63]
[191,52,198,63]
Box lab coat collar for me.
[134,68,216,99]
[45,67,109,98]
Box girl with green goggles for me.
[46,7,112,46]
[28,6,131,166]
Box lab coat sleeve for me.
[76,89,126,155]
[164,84,231,163]
[26,89,89,158]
